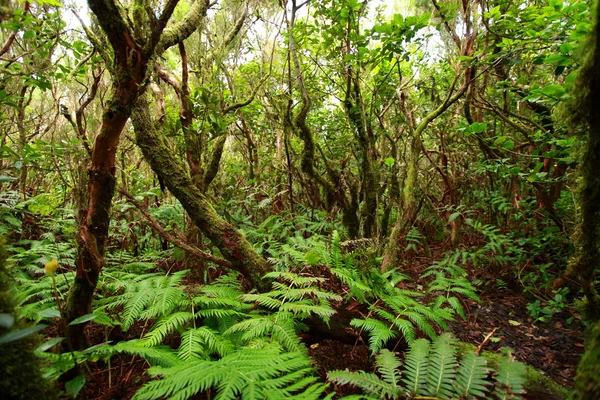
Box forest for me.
[0,0,599,398]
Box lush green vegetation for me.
[0,0,598,398]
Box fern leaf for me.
[328,370,391,397]
[494,356,526,400]
[375,349,402,396]
[392,318,416,344]
[142,311,194,347]
[454,351,490,398]
[271,314,302,351]
[426,333,457,399]
[242,293,284,309]
[178,328,207,361]
[402,338,430,396]
[122,290,152,331]
[94,339,181,368]
[350,318,398,354]
[241,318,276,342]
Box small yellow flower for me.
[44,258,58,276]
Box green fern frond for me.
[426,333,457,398]
[122,290,153,331]
[375,349,402,391]
[142,311,194,347]
[90,339,181,368]
[226,316,275,342]
[403,311,436,340]
[265,271,325,287]
[350,318,398,354]
[494,355,526,400]
[178,328,207,361]
[196,308,243,319]
[178,327,235,361]
[139,286,187,320]
[454,351,490,398]
[270,314,302,351]
[134,345,319,400]
[280,300,336,320]
[193,294,250,310]
[328,370,392,398]
[242,293,285,309]
[330,334,526,400]
[330,267,372,301]
[390,318,416,344]
[402,338,430,396]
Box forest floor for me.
[80,242,584,399]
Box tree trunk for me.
[132,92,272,292]
[64,74,142,349]
[571,0,600,320]
[62,0,211,349]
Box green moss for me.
[572,321,600,399]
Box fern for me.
[402,338,430,396]
[89,339,182,368]
[376,349,402,397]
[225,312,302,351]
[330,334,527,400]
[425,333,457,398]
[494,355,527,400]
[454,351,490,398]
[133,343,326,400]
[142,311,195,347]
[350,318,399,354]
[329,369,392,398]
[353,278,454,351]
[99,270,188,330]
[178,327,235,360]
[242,271,341,322]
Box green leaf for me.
[0,324,48,345]
[384,157,395,167]
[448,212,461,223]
[38,308,61,319]
[68,313,98,325]
[470,122,487,134]
[0,175,17,183]
[541,84,566,98]
[503,140,515,150]
[36,336,65,352]
[65,374,86,396]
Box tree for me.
[64,0,212,348]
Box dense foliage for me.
[0,0,598,398]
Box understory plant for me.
[328,333,527,400]
[86,270,340,399]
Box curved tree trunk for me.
[63,0,211,349]
[132,92,272,292]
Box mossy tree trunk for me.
[64,0,210,349]
[571,0,600,321]
[155,11,254,280]
[132,92,272,292]
[572,3,600,397]
[287,2,361,238]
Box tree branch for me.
[118,187,232,268]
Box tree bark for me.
[63,0,210,349]
[572,0,600,320]
[132,92,272,292]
